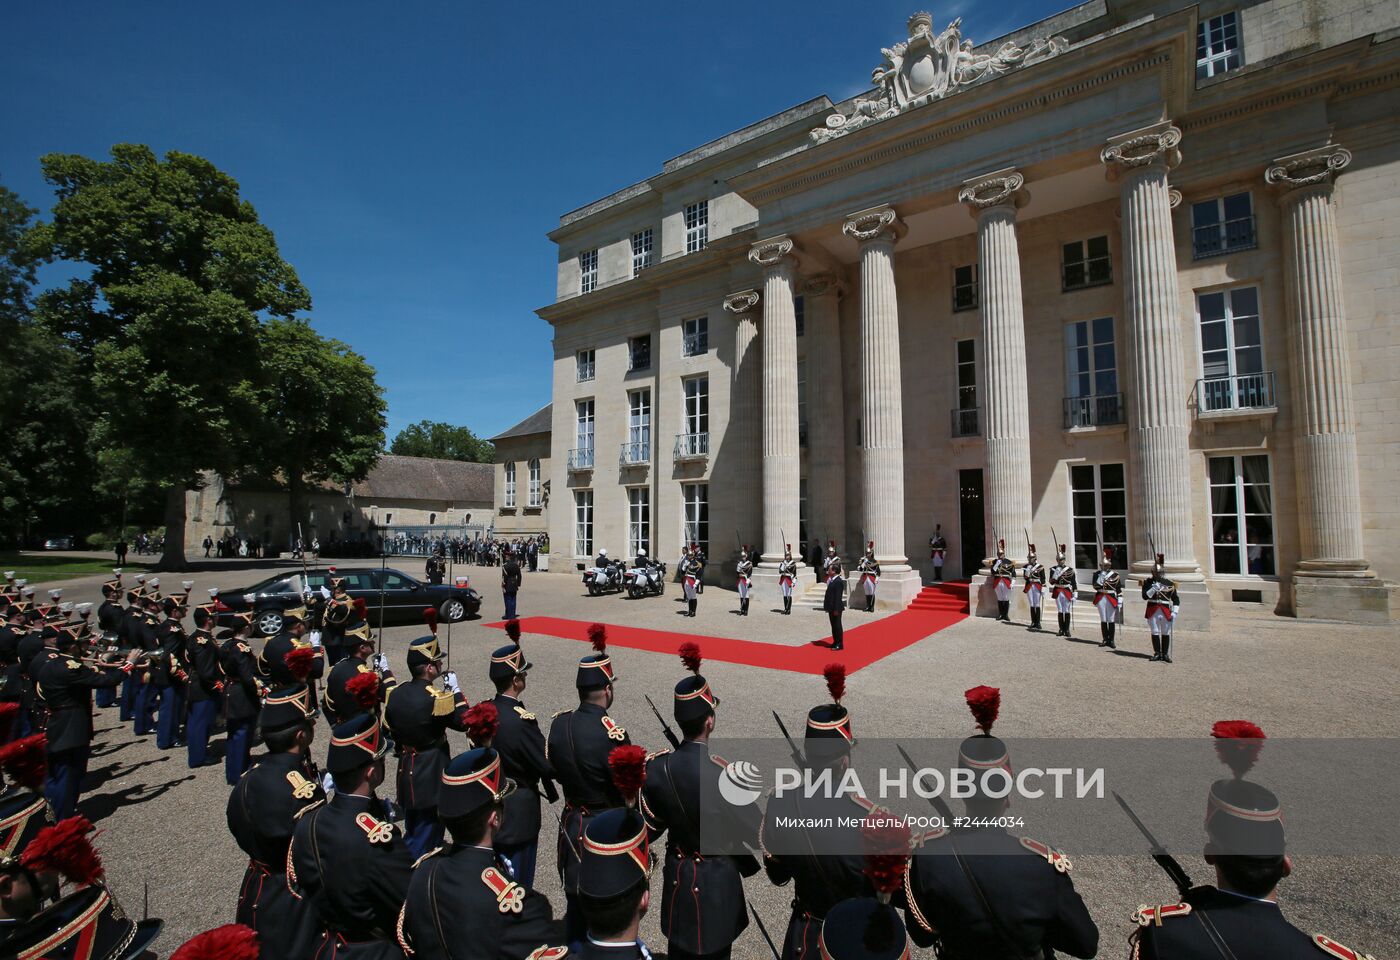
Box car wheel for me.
[441,598,466,623]
[256,609,284,637]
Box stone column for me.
[724,288,764,553]
[1266,146,1389,621]
[749,236,803,566]
[958,169,1032,565]
[1102,123,1203,592]
[802,273,848,552]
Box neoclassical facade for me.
[538,0,1400,622]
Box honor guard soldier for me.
[490,620,558,887]
[681,545,701,618]
[820,894,912,960]
[185,595,225,768]
[1022,544,1046,631]
[0,733,56,864]
[383,609,469,860]
[226,682,324,960]
[857,542,880,613]
[117,582,146,723]
[221,616,262,785]
[576,746,653,960]
[929,525,948,581]
[763,667,876,960]
[735,547,754,617]
[1142,552,1181,663]
[1091,548,1123,649]
[989,540,1016,623]
[547,625,634,946]
[131,587,164,735]
[692,545,707,594]
[289,711,414,960]
[904,685,1099,960]
[94,575,123,709]
[153,590,192,751]
[324,607,394,725]
[823,541,841,582]
[640,644,761,960]
[396,745,569,960]
[426,548,447,586]
[321,577,354,666]
[778,546,798,616]
[1049,544,1077,638]
[304,582,327,652]
[259,606,326,688]
[1127,721,1378,960]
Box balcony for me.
[576,361,595,382]
[951,407,981,438]
[567,447,596,472]
[1192,216,1257,260]
[674,432,710,462]
[1196,372,1277,420]
[1063,393,1126,429]
[619,439,651,467]
[682,333,709,357]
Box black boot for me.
[784,596,792,615]
[741,597,749,616]
[1031,608,1041,630]
[1064,615,1073,638]
[1106,623,1116,649]
[1162,634,1173,663]
[1150,635,1162,661]
[997,601,1008,622]
[867,596,875,613]
[688,599,697,617]
[1099,622,1109,646]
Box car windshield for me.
[248,576,299,595]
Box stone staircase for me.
[908,580,971,615]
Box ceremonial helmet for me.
[1056,543,1068,563]
[406,608,443,671]
[576,623,615,690]
[806,665,854,763]
[326,712,393,775]
[579,746,649,901]
[820,898,910,960]
[439,746,516,820]
[784,543,792,560]
[740,544,749,560]
[1100,547,1114,570]
[1153,552,1166,576]
[827,540,837,555]
[262,683,318,733]
[0,733,52,860]
[995,538,1006,558]
[866,541,875,558]
[489,620,531,683]
[957,685,1013,806]
[673,643,718,724]
[1206,720,1284,856]
[1027,542,1037,562]
[3,885,163,960]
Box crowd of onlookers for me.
[385,533,547,570]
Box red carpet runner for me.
[487,581,969,676]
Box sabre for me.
[772,710,805,766]
[645,694,682,751]
[445,550,454,670]
[1112,791,1193,896]
[549,803,583,864]
[376,550,387,655]
[1023,527,1031,555]
[748,901,782,960]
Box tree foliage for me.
[389,420,494,463]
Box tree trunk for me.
[159,486,188,571]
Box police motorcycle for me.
[623,553,667,598]
[582,549,625,596]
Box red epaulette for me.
[481,866,525,913]
[1132,902,1192,926]
[1312,934,1377,960]
[525,948,569,960]
[1019,836,1073,873]
[356,811,395,844]
[601,715,626,741]
[709,753,728,769]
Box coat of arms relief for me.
[811,12,1069,143]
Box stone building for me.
[536,0,1400,622]
[490,404,552,540]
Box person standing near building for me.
[856,542,880,613]
[1091,548,1122,650]
[778,545,798,616]
[1142,551,1180,664]
[426,548,447,586]
[1049,543,1077,638]
[823,541,841,582]
[114,538,127,565]
[824,561,847,652]
[929,525,947,581]
[503,552,522,621]
[202,535,213,558]
[1022,543,1046,632]
[735,546,754,617]
[680,545,701,618]
[990,540,1016,623]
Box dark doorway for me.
[958,469,985,577]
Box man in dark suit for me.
[823,561,847,652]
[502,555,522,620]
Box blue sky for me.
[3,0,1067,441]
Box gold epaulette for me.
[1132,902,1192,926]
[550,708,570,720]
[286,770,318,801]
[480,866,525,913]
[355,811,395,844]
[1019,836,1073,873]
[1312,934,1377,960]
[430,687,458,717]
[292,797,325,820]
[646,748,671,761]
[514,705,536,722]
[411,846,443,869]
[601,716,626,741]
[525,947,569,960]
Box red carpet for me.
[487,582,969,676]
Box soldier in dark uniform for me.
[819,895,912,960]
[133,588,165,736]
[321,578,355,667]
[0,733,57,866]
[762,667,876,960]
[903,684,1098,960]
[490,620,557,888]
[1022,543,1046,632]
[383,618,469,859]
[153,592,191,750]
[36,627,138,818]
[989,539,1016,623]
[1142,551,1181,663]
[226,682,324,960]
[680,545,701,618]
[221,617,262,786]
[185,599,224,768]
[93,578,123,709]
[735,546,754,616]
[259,606,326,689]
[778,545,798,616]
[117,585,146,723]
[1049,543,1077,638]
[19,615,59,742]
[289,711,414,959]
[323,615,393,726]
[396,745,569,960]
[1128,720,1377,960]
[640,644,761,960]
[929,524,948,581]
[547,626,634,946]
[1091,547,1123,649]
[856,542,880,613]
[576,748,653,960]
[426,549,447,586]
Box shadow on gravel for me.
[1064,637,1105,647]
[1110,649,1155,660]
[91,741,135,759]
[85,756,170,791]
[80,775,196,823]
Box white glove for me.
[321,772,335,795]
[373,653,389,673]
[442,670,460,694]
[309,630,323,650]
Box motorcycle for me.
[623,561,668,598]
[583,560,624,596]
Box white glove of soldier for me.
[442,670,460,694]
[373,653,389,673]
[309,630,323,650]
[321,772,335,795]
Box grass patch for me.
[0,553,155,586]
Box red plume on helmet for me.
[861,817,912,897]
[824,663,846,704]
[345,672,381,711]
[679,642,701,674]
[1212,720,1266,778]
[0,734,47,791]
[505,619,522,642]
[466,702,499,746]
[587,622,607,652]
[284,646,317,682]
[352,597,368,620]
[423,607,439,635]
[20,816,104,886]
[608,744,647,806]
[171,924,260,960]
[0,701,19,743]
[965,685,1000,735]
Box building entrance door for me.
[958,469,985,578]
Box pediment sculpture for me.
[812,12,1068,143]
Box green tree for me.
[248,317,386,543]
[25,145,311,569]
[389,420,494,463]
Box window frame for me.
[1195,285,1265,410]
[579,248,598,295]
[1069,462,1129,573]
[682,316,709,357]
[575,398,595,453]
[953,263,979,312]
[627,388,651,452]
[527,459,541,507]
[682,482,709,555]
[1191,191,1256,259]
[630,228,654,276]
[627,486,651,557]
[574,489,594,557]
[575,348,595,383]
[684,201,709,253]
[1207,454,1276,576]
[503,461,516,509]
[1196,11,1243,80]
[683,375,709,439]
[628,334,652,372]
[1061,236,1113,292]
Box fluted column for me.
[1266,146,1372,577]
[750,237,802,565]
[803,273,848,550]
[725,289,764,552]
[959,169,1032,563]
[843,206,909,568]
[1102,124,1201,578]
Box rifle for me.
[645,694,682,750]
[772,710,806,766]
[375,550,387,655]
[1112,791,1192,896]
[444,550,453,670]
[748,901,782,960]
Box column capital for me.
[802,272,847,299]
[1101,122,1182,180]
[748,235,797,268]
[722,289,761,316]
[958,167,1029,217]
[1265,144,1352,196]
[842,205,906,244]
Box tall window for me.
[1062,236,1112,291]
[1209,455,1275,575]
[1070,463,1127,570]
[627,389,651,462]
[503,461,516,508]
[682,316,708,357]
[628,334,651,372]
[953,263,979,312]
[574,490,594,556]
[575,399,595,463]
[527,459,541,507]
[1192,192,1255,258]
[631,228,654,275]
[576,349,595,382]
[684,201,709,253]
[799,478,809,552]
[1197,11,1242,80]
[1064,318,1121,426]
[683,376,709,438]
[682,483,709,554]
[795,295,805,337]
[628,487,650,556]
[1198,286,1265,410]
[797,357,808,447]
[953,338,978,436]
[579,249,598,294]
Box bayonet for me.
[1112,791,1193,897]
[772,710,805,766]
[748,901,782,960]
[645,694,682,751]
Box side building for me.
[490,404,552,549]
[537,0,1400,622]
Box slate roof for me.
[349,455,494,503]
[489,404,552,442]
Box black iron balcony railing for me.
[619,439,650,466]
[1063,392,1126,428]
[1197,371,1276,413]
[1192,215,1257,259]
[674,432,710,461]
[951,407,981,438]
[567,447,595,471]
